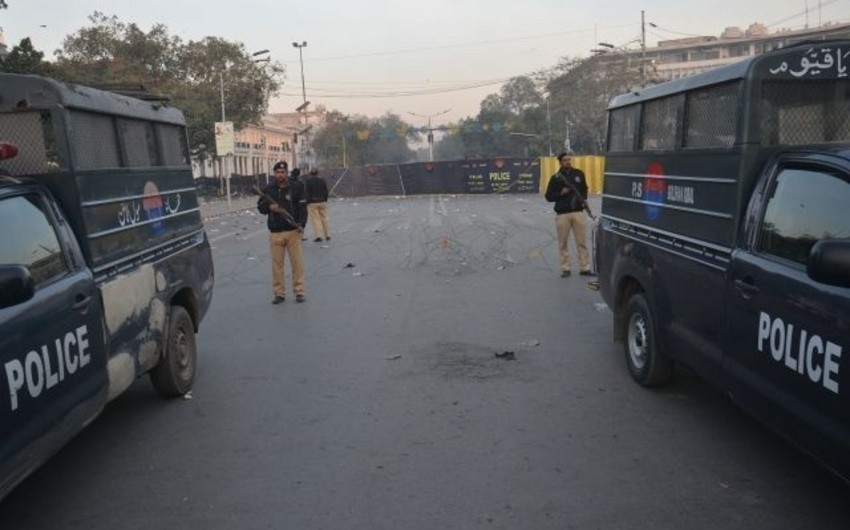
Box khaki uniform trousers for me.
[269,230,305,297]
[556,211,590,273]
[307,202,330,239]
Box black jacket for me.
[545,168,588,214]
[257,181,305,232]
[305,176,329,204]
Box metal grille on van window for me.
[762,80,850,146]
[159,125,188,166]
[685,82,740,148]
[121,119,158,167]
[641,95,682,150]
[0,111,58,176]
[608,106,638,152]
[70,112,120,169]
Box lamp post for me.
[219,49,270,211]
[292,41,309,169]
[546,96,553,157]
[597,10,649,83]
[408,108,451,162]
[292,41,308,107]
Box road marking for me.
[438,196,449,217]
[428,196,441,227]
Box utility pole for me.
[408,109,451,162]
[292,41,308,106]
[217,49,270,212]
[641,9,647,84]
[293,41,309,169]
[546,96,553,157]
[219,72,226,122]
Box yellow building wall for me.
[539,156,605,195]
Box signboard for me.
[458,158,540,194]
[397,158,541,195]
[214,121,235,157]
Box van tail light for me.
[0,143,19,160]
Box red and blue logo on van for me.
[644,162,666,221]
[142,181,166,236]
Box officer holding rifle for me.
[257,161,306,304]
[545,152,595,278]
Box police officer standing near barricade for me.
[289,167,309,240]
[257,161,306,304]
[305,168,331,242]
[545,152,594,278]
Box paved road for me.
[1,194,847,529]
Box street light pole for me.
[408,108,451,162]
[219,49,270,212]
[292,41,309,169]
[219,71,226,122]
[292,41,308,106]
[546,96,553,157]
[641,9,647,83]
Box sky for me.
[2,0,848,126]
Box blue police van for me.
[596,41,850,481]
[0,74,214,499]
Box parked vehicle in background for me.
[596,41,850,482]
[0,74,214,499]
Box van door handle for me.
[72,294,92,311]
[734,278,759,298]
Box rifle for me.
[559,173,596,220]
[252,185,304,233]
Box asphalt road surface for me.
[1,194,848,529]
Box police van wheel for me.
[150,306,196,397]
[624,293,672,387]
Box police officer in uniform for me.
[305,168,331,242]
[545,152,594,277]
[257,161,306,304]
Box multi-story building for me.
[195,109,323,179]
[597,21,850,82]
[195,114,294,179]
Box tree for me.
[546,55,641,154]
[171,36,282,160]
[312,111,419,166]
[436,55,641,158]
[52,12,283,160]
[499,76,544,115]
[311,110,356,167]
[434,75,548,159]
[0,38,53,76]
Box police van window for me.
[684,82,740,148]
[119,119,159,167]
[761,80,850,146]
[640,94,683,151]
[70,111,121,169]
[158,124,190,166]
[0,194,68,284]
[608,105,639,152]
[758,166,850,266]
[0,111,63,175]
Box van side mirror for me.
[807,239,850,288]
[0,265,36,309]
